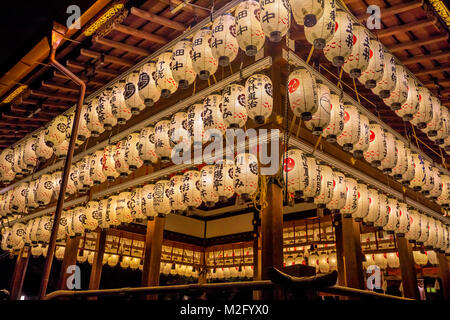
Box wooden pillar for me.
[333,214,346,286]
[141,219,155,287]
[87,230,107,299]
[198,251,207,284]
[438,253,450,300]
[9,246,30,300]
[396,236,419,299]
[57,236,80,290]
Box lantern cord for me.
[212,74,217,84]
[410,124,421,151]
[192,80,196,95]
[312,135,322,155]
[295,119,302,138]
[352,78,361,105]
[305,46,314,65]
[207,78,211,87]
[288,116,297,136]
[229,63,233,75]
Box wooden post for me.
[333,214,346,286]
[198,251,207,284]
[396,237,419,299]
[437,253,450,300]
[9,246,30,300]
[141,219,155,287]
[57,236,80,290]
[87,230,107,300]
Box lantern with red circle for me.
[282,147,308,198]
[383,64,408,111]
[192,27,218,81]
[395,202,410,237]
[358,39,384,89]
[222,83,247,129]
[305,81,331,135]
[342,24,370,78]
[395,76,419,121]
[353,182,370,221]
[111,80,132,124]
[405,209,421,242]
[259,0,290,42]
[409,153,426,191]
[351,114,370,158]
[234,0,265,56]
[410,87,433,129]
[288,67,317,120]
[363,188,379,225]
[322,92,344,142]
[384,197,400,234]
[437,174,449,208]
[389,139,407,180]
[138,61,161,106]
[428,106,449,145]
[304,0,335,49]
[337,103,360,151]
[340,176,358,217]
[323,9,353,67]
[363,122,386,167]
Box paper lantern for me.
[222,83,247,128]
[124,71,145,114]
[153,179,171,216]
[38,216,53,243]
[405,210,421,242]
[102,145,119,181]
[363,188,380,225]
[106,195,121,227]
[186,103,205,146]
[317,253,329,273]
[395,77,419,121]
[111,80,132,124]
[342,24,370,78]
[235,0,265,56]
[125,132,143,171]
[107,254,119,267]
[50,171,62,200]
[420,160,434,196]
[169,174,187,214]
[182,169,202,209]
[25,179,39,210]
[10,147,23,177]
[395,202,410,237]
[351,114,370,158]
[154,118,173,162]
[192,27,218,80]
[78,155,94,190]
[437,175,450,207]
[200,165,219,207]
[377,131,397,174]
[423,218,438,249]
[9,223,26,250]
[290,0,324,27]
[302,156,321,201]
[374,253,387,270]
[372,52,397,99]
[171,40,196,89]
[23,136,38,169]
[424,96,442,138]
[130,187,146,222]
[156,51,178,98]
[96,198,110,229]
[304,0,335,49]
[340,177,358,217]
[389,139,407,180]
[400,147,414,185]
[288,67,317,120]
[428,106,449,145]
[323,9,353,67]
[71,206,86,236]
[141,183,157,220]
[88,150,106,185]
[259,0,290,42]
[17,143,29,174]
[54,246,65,260]
[353,183,370,221]
[245,73,273,124]
[29,217,42,244]
[0,148,16,183]
[214,158,235,202]
[322,92,344,142]
[383,64,408,111]
[77,250,89,264]
[130,258,141,270]
[427,167,442,200]
[410,87,433,129]
[138,61,161,106]
[326,170,347,212]
[386,252,399,268]
[76,104,91,143]
[97,89,118,131]
[35,129,54,162]
[84,201,100,232]
[358,39,384,89]
[211,13,239,66]
[363,123,386,167]
[120,256,131,269]
[138,126,158,165]
[116,191,133,224]
[169,111,190,152]
[31,245,43,258]
[36,174,53,207]
[384,197,400,234]
[86,97,105,137]
[202,93,226,141]
[314,164,334,207]
[336,103,360,151]
[44,115,67,148]
[413,250,428,266]
[234,152,259,199]
[409,153,425,191]
[53,139,69,160]
[114,139,131,177]
[305,82,331,135]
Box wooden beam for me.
[52,71,105,86]
[396,237,419,299]
[423,79,450,88]
[388,34,448,52]
[66,60,121,77]
[143,216,165,300]
[112,23,168,45]
[57,236,81,290]
[29,90,77,102]
[9,246,30,300]
[20,98,69,110]
[358,0,424,20]
[377,17,437,38]
[438,253,450,300]
[88,230,107,299]
[0,121,40,128]
[401,50,450,65]
[2,114,50,122]
[80,49,135,67]
[130,7,186,31]
[414,64,450,77]
[93,36,151,56]
[158,0,210,16]
[41,81,83,93]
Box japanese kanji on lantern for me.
[304,0,335,49]
[372,51,397,99]
[89,150,106,185]
[282,147,308,198]
[411,86,433,129]
[421,160,434,196]
[363,122,386,167]
[201,93,226,141]
[156,50,178,98]
[363,188,379,225]
[288,67,317,120]
[153,178,172,216]
[305,81,331,135]
[23,136,37,169]
[98,88,117,131]
[437,174,449,208]
[259,0,290,42]
[427,167,442,200]
[222,83,247,128]
[200,165,219,207]
[86,97,105,137]
[400,147,415,185]
[342,24,370,78]
[138,126,158,165]
[102,144,119,181]
[78,155,94,190]
[154,118,173,162]
[125,132,143,171]
[322,91,344,142]
[142,183,157,219]
[336,103,360,151]
[187,103,206,147]
[245,73,273,124]
[26,179,38,210]
[384,197,400,234]
[404,209,421,242]
[54,139,69,160]
[138,61,161,107]
[35,129,54,162]
[351,114,369,158]
[234,0,265,56]
[124,71,145,115]
[383,64,408,111]
[44,114,67,148]
[171,40,196,89]
[378,131,397,174]
[302,155,321,202]
[395,202,410,237]
[0,148,15,184]
[395,76,419,121]
[234,152,259,200]
[182,168,202,209]
[211,13,239,67]
[192,27,218,81]
[423,96,442,138]
[114,139,131,177]
[409,153,425,191]
[358,39,384,89]
[323,9,353,67]
[169,174,187,214]
[77,104,91,143]
[111,80,132,124]
[340,176,358,218]
[116,191,133,224]
[314,163,334,207]
[429,105,449,145]
[214,158,235,202]
[326,169,347,212]
[11,182,28,213]
[290,0,324,27]
[169,111,190,153]
[36,174,53,207]
[389,139,407,180]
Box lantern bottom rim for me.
[365,80,376,89]
[332,56,345,67]
[245,45,257,56]
[269,31,282,43]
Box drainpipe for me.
[38,23,87,300]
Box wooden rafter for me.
[0,121,40,128]
[414,64,450,77]
[423,79,450,88]
[401,50,450,65]
[112,23,168,45]
[130,7,186,31]
[377,17,437,38]
[10,105,59,117]
[41,81,84,93]
[158,0,210,17]
[80,49,135,67]
[357,0,424,20]
[20,98,69,110]
[29,90,78,102]
[52,71,105,86]
[388,34,448,52]
[66,60,121,77]
[2,114,50,122]
[93,36,151,56]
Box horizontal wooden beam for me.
[41,81,81,93]
[401,50,450,65]
[414,64,450,77]
[2,114,50,122]
[423,79,450,88]
[20,98,69,110]
[0,134,24,139]
[80,49,135,67]
[358,0,424,20]
[52,71,105,87]
[29,90,78,102]
[10,105,59,117]
[377,17,437,38]
[112,23,168,45]
[158,0,210,16]
[130,7,186,31]
[66,60,121,77]
[388,33,448,52]
[93,36,151,56]
[0,121,40,128]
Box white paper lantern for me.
[384,197,400,234]
[76,104,91,143]
[38,216,53,243]
[340,177,358,217]
[35,129,54,162]
[413,250,428,266]
[323,9,353,67]
[428,106,449,145]
[363,123,386,167]
[235,0,265,56]
[96,198,110,229]
[305,82,331,135]
[383,64,408,111]
[389,139,407,180]
[89,150,106,185]
[36,174,53,207]
[130,187,146,222]
[114,139,131,177]
[322,92,344,142]
[186,103,205,147]
[31,245,43,258]
[420,160,434,196]
[427,167,442,200]
[358,39,384,89]
[11,147,24,177]
[78,155,94,190]
[410,87,433,129]
[0,148,16,183]
[288,67,317,120]
[106,195,121,226]
[326,170,347,212]
[97,89,117,131]
[125,132,143,171]
[260,0,290,42]
[351,114,370,158]
[115,191,133,224]
[424,96,442,139]
[353,183,369,221]
[192,27,218,80]
[395,77,419,121]
[245,73,273,124]
[17,143,29,174]
[314,164,334,207]
[202,93,226,141]
[156,50,178,98]
[169,174,187,213]
[154,118,173,162]
[138,126,158,165]
[374,193,389,228]
[84,201,100,232]
[405,210,421,242]
[423,218,438,249]
[372,52,397,99]
[182,169,202,209]
[214,159,235,202]
[55,246,65,260]
[282,148,310,198]
[169,111,190,152]
[409,153,426,191]
[23,136,38,169]
[290,0,324,27]
[437,175,450,207]
[25,179,39,210]
[102,145,119,181]
[142,183,157,220]
[111,80,132,124]
[400,147,414,185]
[211,13,239,66]
[363,188,379,225]
[222,83,247,128]
[342,24,370,78]
[86,97,105,137]
[200,165,219,207]
[304,0,335,49]
[378,132,397,174]
[44,115,67,148]
[302,156,321,201]
[171,40,196,89]
[53,139,69,160]
[153,179,171,217]
[234,152,259,199]
[337,103,360,151]
[138,61,161,106]
[395,202,410,237]
[124,71,145,114]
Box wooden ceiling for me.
[0,0,448,164]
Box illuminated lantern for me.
[410,87,433,129]
[214,158,235,202]
[89,150,106,185]
[353,183,369,221]
[138,61,161,106]
[427,167,442,200]
[55,246,65,260]
[235,0,265,56]
[87,252,95,264]
[98,89,117,131]
[17,143,29,174]
[76,104,91,143]
[77,250,89,264]
[386,252,399,268]
[372,52,397,99]
[26,179,39,210]
[154,118,173,162]
[111,80,132,124]
[171,40,196,89]
[336,103,360,151]
[424,218,438,249]
[374,253,387,269]
[54,139,69,160]
[384,197,399,234]
[405,210,421,242]
[395,77,419,121]
[31,245,43,258]
[314,164,334,207]
[305,81,331,135]
[302,156,321,201]
[96,198,110,229]
[0,148,16,183]
[424,96,442,138]
[363,188,379,225]
[413,251,428,266]
[350,114,370,158]
[131,187,146,222]
[340,176,358,217]
[304,0,335,49]
[322,92,344,142]
[429,106,449,145]
[383,64,408,111]
[74,161,86,193]
[169,174,187,214]
[409,153,425,191]
[363,123,386,167]
[107,254,119,267]
[35,129,54,162]
[200,165,219,207]
[65,164,79,196]
[186,103,205,146]
[211,13,239,66]
[326,170,347,212]
[395,202,410,237]
[192,27,218,80]
[102,145,119,181]
[142,183,157,220]
[358,39,384,89]
[116,191,133,224]
[288,67,317,120]
[342,24,370,78]
[290,0,324,27]
[38,216,53,243]
[125,132,143,171]
[106,195,121,227]
[390,139,407,180]
[400,147,414,185]
[169,111,190,152]
[259,0,290,42]
[124,71,145,114]
[57,212,69,241]
[202,93,226,141]
[44,115,67,148]
[421,160,434,196]
[36,174,53,207]
[78,155,94,190]
[323,9,353,67]
[156,51,178,98]
[51,171,62,199]
[71,206,87,236]
[308,254,319,272]
[86,97,105,137]
[29,217,41,244]
[11,147,23,177]
[245,73,273,124]
[120,256,131,269]
[23,136,38,169]
[138,126,158,165]
[153,179,171,216]
[130,258,141,270]
[378,132,397,174]
[222,83,247,128]
[9,223,26,250]
[234,152,259,199]
[318,253,330,273]
[436,175,450,207]
[114,139,131,177]
[84,201,100,232]
[182,169,202,209]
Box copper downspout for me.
[38,25,87,300]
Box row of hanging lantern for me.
[283,225,335,245]
[207,246,254,280]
